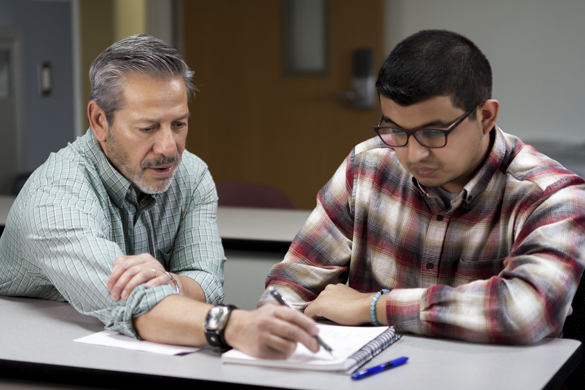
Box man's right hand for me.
[223,304,320,359]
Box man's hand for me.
[304,284,377,325]
[107,253,172,300]
[224,304,320,359]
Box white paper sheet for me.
[74,330,200,355]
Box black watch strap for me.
[204,304,238,350]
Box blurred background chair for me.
[216,181,296,209]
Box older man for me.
[0,35,318,358]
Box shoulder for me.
[35,134,101,190]
[353,136,394,158]
[17,134,106,214]
[177,150,209,175]
[501,131,585,192]
[347,136,404,180]
[173,150,212,188]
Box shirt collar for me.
[84,129,155,207]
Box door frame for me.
[0,26,26,193]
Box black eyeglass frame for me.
[374,100,486,149]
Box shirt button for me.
[437,215,443,221]
[426,263,434,269]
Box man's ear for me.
[87,101,109,142]
[480,99,499,135]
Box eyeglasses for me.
[374,101,484,148]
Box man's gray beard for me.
[130,165,177,195]
[106,130,180,195]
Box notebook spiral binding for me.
[345,325,403,373]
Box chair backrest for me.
[216,181,297,209]
[562,278,585,389]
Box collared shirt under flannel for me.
[0,131,225,337]
[260,127,585,344]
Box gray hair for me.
[89,34,196,126]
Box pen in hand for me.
[267,286,335,357]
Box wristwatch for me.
[203,304,238,350]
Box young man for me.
[260,30,585,344]
[0,35,319,358]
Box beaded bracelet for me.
[370,289,390,326]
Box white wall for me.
[384,0,585,143]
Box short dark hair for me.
[376,30,492,118]
[89,34,196,126]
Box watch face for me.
[205,306,228,331]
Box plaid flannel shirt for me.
[260,127,585,344]
[0,131,225,337]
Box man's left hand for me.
[107,253,173,300]
[304,284,376,325]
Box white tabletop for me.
[216,206,311,242]
[0,297,580,390]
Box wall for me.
[0,0,76,172]
[384,0,585,144]
[78,0,174,131]
[79,0,114,132]
[113,0,146,42]
[182,0,385,210]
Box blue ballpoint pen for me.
[351,356,408,380]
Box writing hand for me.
[107,253,172,300]
[224,304,320,359]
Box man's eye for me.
[390,129,406,135]
[422,129,444,137]
[141,127,155,132]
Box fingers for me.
[272,308,320,354]
[106,254,167,300]
[225,305,320,359]
[304,302,320,319]
[273,306,319,336]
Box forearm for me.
[133,294,211,345]
[384,276,573,344]
[133,296,321,359]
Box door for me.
[182,0,384,209]
[0,27,25,195]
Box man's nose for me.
[153,127,178,156]
[406,135,430,161]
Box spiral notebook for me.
[221,324,402,374]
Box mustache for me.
[141,155,181,169]
[408,161,441,169]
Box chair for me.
[562,278,585,389]
[215,181,296,209]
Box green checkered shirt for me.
[0,131,225,337]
